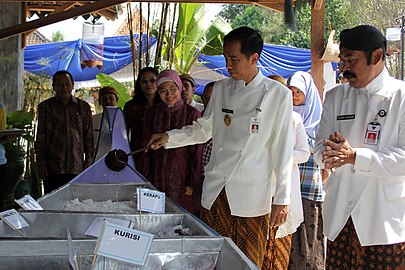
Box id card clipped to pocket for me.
[364,122,380,145]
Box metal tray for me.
[0,212,216,239]
[0,237,258,269]
[37,183,183,214]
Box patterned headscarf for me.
[287,71,322,143]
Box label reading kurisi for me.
[97,222,153,266]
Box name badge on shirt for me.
[222,108,234,114]
[364,122,380,145]
[250,116,261,134]
[337,114,355,121]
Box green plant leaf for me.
[96,73,132,108]
[173,3,231,73]
[4,143,25,161]
[7,110,35,129]
[201,17,232,56]
[23,134,35,143]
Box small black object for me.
[378,109,386,117]
[104,149,128,172]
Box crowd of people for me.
[0,24,399,269]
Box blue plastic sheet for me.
[24,34,156,81]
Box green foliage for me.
[7,110,35,130]
[223,0,349,49]
[218,4,248,23]
[51,31,65,42]
[231,6,269,31]
[4,109,38,198]
[294,0,311,11]
[173,3,232,73]
[23,73,53,113]
[267,6,312,48]
[96,73,132,108]
[200,17,232,56]
[4,143,25,162]
[343,0,404,30]
[5,110,35,162]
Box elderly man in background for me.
[93,86,119,146]
[314,25,405,269]
[35,70,94,193]
[180,74,204,112]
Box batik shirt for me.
[139,101,203,210]
[35,96,94,175]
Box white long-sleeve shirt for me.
[314,68,405,245]
[277,112,310,238]
[166,71,294,217]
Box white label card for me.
[96,222,154,266]
[137,188,165,214]
[0,209,29,230]
[15,195,43,210]
[85,217,133,237]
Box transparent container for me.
[81,22,104,69]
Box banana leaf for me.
[174,3,231,73]
[7,110,35,129]
[96,73,132,108]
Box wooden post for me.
[311,0,325,100]
[0,2,24,113]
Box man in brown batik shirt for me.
[35,70,94,193]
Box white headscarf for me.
[288,71,322,144]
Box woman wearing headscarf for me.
[139,70,203,215]
[124,67,162,166]
[263,75,310,270]
[287,71,325,270]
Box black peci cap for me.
[339,25,386,54]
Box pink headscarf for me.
[156,69,183,94]
[156,69,184,109]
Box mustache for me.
[343,70,356,79]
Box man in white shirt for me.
[314,25,405,269]
[147,27,294,268]
[180,73,204,112]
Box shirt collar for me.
[248,69,264,87]
[357,67,390,96]
[233,69,263,88]
[54,95,77,104]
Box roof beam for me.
[1,0,289,40]
[53,2,78,13]
[0,0,128,40]
[7,0,287,12]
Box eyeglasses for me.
[158,87,179,95]
[140,78,156,84]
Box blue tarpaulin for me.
[197,43,312,78]
[24,34,156,81]
[25,36,329,93]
